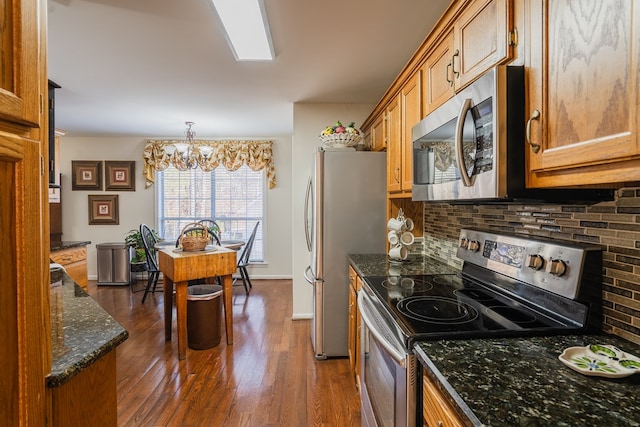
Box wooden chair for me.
[197,219,222,246]
[234,221,260,294]
[140,223,161,303]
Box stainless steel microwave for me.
[411,65,613,203]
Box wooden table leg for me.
[222,274,233,344]
[175,281,188,360]
[164,277,174,341]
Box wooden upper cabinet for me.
[453,0,511,89]
[422,31,455,116]
[370,112,386,152]
[401,71,421,191]
[525,0,640,187]
[0,0,41,127]
[422,0,512,116]
[386,95,402,193]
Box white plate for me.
[558,344,640,378]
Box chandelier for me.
[166,121,213,170]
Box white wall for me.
[291,103,375,319]
[58,136,293,281]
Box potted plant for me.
[124,227,160,267]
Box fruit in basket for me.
[320,121,360,137]
[319,121,363,147]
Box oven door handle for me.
[358,291,407,367]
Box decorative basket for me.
[178,222,209,252]
[319,131,363,148]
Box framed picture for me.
[105,161,135,191]
[72,161,103,190]
[88,195,119,225]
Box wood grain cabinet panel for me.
[0,0,49,425]
[50,350,117,427]
[401,71,422,192]
[525,0,640,187]
[423,370,464,427]
[370,113,386,152]
[453,0,511,89]
[347,266,358,387]
[422,31,456,115]
[386,95,402,193]
[422,0,512,116]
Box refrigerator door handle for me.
[304,177,313,252]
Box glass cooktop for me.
[363,273,584,344]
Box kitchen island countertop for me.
[48,272,128,387]
[415,335,640,426]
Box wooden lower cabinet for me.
[348,266,362,390]
[50,245,88,289]
[49,350,118,426]
[422,368,464,427]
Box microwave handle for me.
[455,98,474,187]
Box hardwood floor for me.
[87,279,361,426]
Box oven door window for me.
[364,333,400,427]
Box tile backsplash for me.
[422,188,640,345]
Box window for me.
[156,164,264,262]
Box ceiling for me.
[47,0,451,138]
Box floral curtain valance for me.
[143,139,276,189]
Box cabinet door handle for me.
[526,109,541,153]
[452,50,460,78]
[395,167,400,183]
[446,60,453,87]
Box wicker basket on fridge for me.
[178,222,210,252]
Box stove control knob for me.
[526,254,545,270]
[546,258,567,276]
[459,238,469,249]
[467,240,481,252]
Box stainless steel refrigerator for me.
[303,147,386,359]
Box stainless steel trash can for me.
[96,242,131,285]
[187,284,223,349]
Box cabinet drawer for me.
[423,372,464,427]
[51,247,86,265]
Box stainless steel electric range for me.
[358,228,603,427]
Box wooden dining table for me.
[158,246,237,360]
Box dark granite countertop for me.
[348,253,459,277]
[50,240,91,252]
[47,271,128,387]
[415,335,640,426]
[348,254,640,426]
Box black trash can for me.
[186,284,223,350]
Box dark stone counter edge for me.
[413,345,483,427]
[46,275,129,388]
[46,325,129,388]
[50,240,91,252]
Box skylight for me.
[210,0,275,61]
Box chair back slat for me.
[238,221,259,267]
[140,224,159,271]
